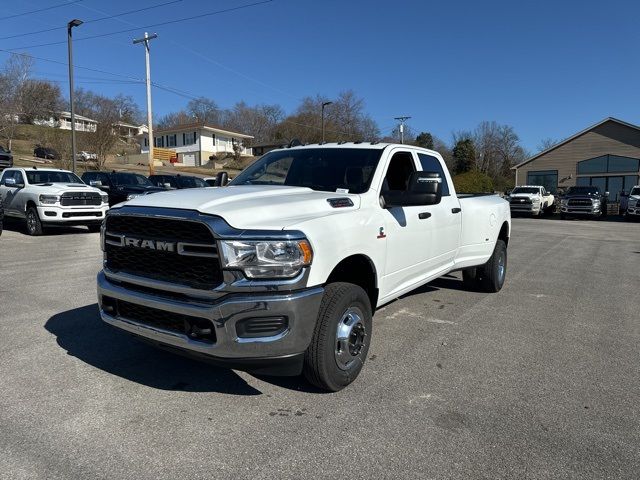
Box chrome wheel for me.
[497,250,506,285]
[335,307,366,371]
[26,210,37,233]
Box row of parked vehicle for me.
[506,184,640,220]
[0,166,227,236]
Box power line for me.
[0,0,184,41]
[7,0,274,50]
[0,0,84,21]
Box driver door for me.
[1,171,25,217]
[379,150,436,298]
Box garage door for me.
[182,153,196,166]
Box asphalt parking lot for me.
[1,217,639,479]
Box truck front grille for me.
[568,199,592,207]
[61,191,102,206]
[106,297,216,344]
[510,197,532,204]
[104,215,222,290]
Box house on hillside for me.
[251,141,287,156]
[139,123,253,166]
[33,111,98,132]
[512,117,640,201]
[113,122,148,143]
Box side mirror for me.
[89,180,103,187]
[382,172,443,208]
[216,171,229,187]
[162,182,172,189]
[4,177,16,187]
[604,191,609,198]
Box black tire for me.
[87,224,101,233]
[25,206,43,236]
[476,239,507,293]
[303,282,372,392]
[0,197,4,237]
[462,267,479,290]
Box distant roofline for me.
[148,122,253,139]
[513,117,640,170]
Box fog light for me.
[236,316,288,339]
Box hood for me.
[123,185,361,230]
[31,183,103,195]
[563,191,601,199]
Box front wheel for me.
[303,282,372,392]
[25,207,43,236]
[87,224,101,233]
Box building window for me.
[577,154,639,174]
[527,170,558,194]
[183,132,196,146]
[153,136,164,148]
[144,138,148,147]
[167,134,176,147]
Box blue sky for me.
[1,0,639,151]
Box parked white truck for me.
[97,144,511,391]
[624,185,640,219]
[0,167,109,235]
[507,185,554,216]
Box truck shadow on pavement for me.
[3,218,94,236]
[45,304,267,395]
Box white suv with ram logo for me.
[0,167,109,235]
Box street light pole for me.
[394,116,411,144]
[321,101,332,143]
[67,19,83,173]
[133,32,158,176]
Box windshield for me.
[567,186,599,195]
[511,187,540,194]
[26,171,82,184]
[630,187,640,196]
[114,173,153,187]
[230,148,383,193]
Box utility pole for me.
[321,101,332,143]
[133,32,158,175]
[394,116,411,144]
[67,19,83,173]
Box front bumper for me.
[509,203,540,214]
[627,207,640,216]
[97,271,324,374]
[38,205,108,223]
[560,205,601,215]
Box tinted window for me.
[417,153,449,196]
[630,187,640,196]
[608,155,639,172]
[1,170,14,184]
[567,186,599,194]
[526,170,558,194]
[383,152,415,192]
[230,148,383,194]
[114,173,152,187]
[512,187,540,194]
[178,176,207,188]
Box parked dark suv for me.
[34,146,60,160]
[148,174,208,189]
[0,146,13,170]
[559,186,608,219]
[81,171,164,206]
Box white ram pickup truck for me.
[507,185,554,216]
[624,185,640,219]
[97,143,511,391]
[0,167,109,235]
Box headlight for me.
[100,194,109,204]
[39,194,59,204]
[126,193,140,200]
[220,239,313,279]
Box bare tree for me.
[187,97,221,125]
[86,96,120,169]
[0,54,34,150]
[537,137,559,152]
[20,80,62,124]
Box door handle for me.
[451,208,461,214]
[418,212,431,219]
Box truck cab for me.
[624,185,640,219]
[508,185,554,216]
[81,171,164,206]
